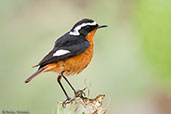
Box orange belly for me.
[45,45,93,76]
[58,44,93,76]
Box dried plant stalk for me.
[57,94,106,114]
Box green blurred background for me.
[0,0,171,114]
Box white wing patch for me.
[69,21,96,36]
[53,49,71,56]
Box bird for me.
[24,18,107,105]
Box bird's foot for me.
[61,88,86,107]
[62,97,72,108]
[74,88,86,97]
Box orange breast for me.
[45,29,97,76]
[63,44,93,76]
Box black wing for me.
[35,33,90,68]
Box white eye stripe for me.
[69,21,96,36]
[53,49,71,56]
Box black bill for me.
[97,25,108,29]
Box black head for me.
[69,18,107,36]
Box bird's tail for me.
[24,67,45,83]
[25,64,57,83]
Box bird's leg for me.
[61,71,76,93]
[57,76,71,107]
[61,71,86,97]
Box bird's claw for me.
[74,88,86,97]
[62,97,72,108]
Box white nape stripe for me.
[69,21,96,36]
[53,49,70,56]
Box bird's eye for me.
[85,26,91,30]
